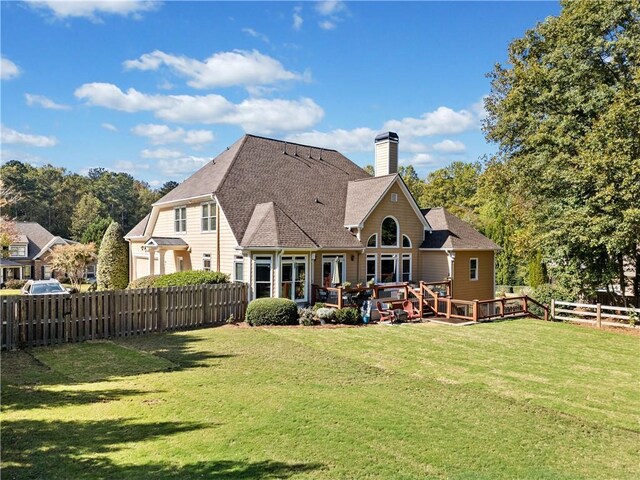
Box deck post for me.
[403,283,409,300]
[499,298,505,317]
[523,296,528,315]
[337,287,343,309]
[472,300,479,322]
[446,298,451,319]
[550,299,555,321]
[596,303,602,328]
[418,291,424,318]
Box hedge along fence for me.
[1,282,247,350]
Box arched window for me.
[381,217,398,247]
[367,234,377,247]
[402,235,411,248]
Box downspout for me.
[213,194,221,271]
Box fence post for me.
[596,303,602,329]
[550,299,555,321]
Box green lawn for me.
[2,320,639,479]
[0,283,93,296]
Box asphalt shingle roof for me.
[343,174,397,227]
[421,208,500,250]
[241,202,317,248]
[14,222,57,259]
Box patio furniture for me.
[402,300,421,321]
[376,301,396,323]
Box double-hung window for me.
[470,258,479,281]
[203,254,212,271]
[201,202,216,232]
[380,254,398,283]
[402,254,412,282]
[234,256,244,282]
[280,256,307,301]
[9,245,26,257]
[174,207,187,233]
[366,254,377,283]
[254,256,272,298]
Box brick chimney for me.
[374,132,399,176]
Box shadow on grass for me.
[2,418,323,479]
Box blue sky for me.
[1,1,561,187]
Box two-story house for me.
[125,132,499,303]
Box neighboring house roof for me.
[14,235,29,243]
[421,208,500,250]
[343,175,397,227]
[126,214,150,238]
[32,236,75,260]
[13,222,58,260]
[0,258,29,267]
[241,202,317,248]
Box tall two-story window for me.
[201,202,216,232]
[174,207,187,233]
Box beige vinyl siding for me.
[218,206,238,275]
[419,251,450,282]
[452,250,495,301]
[359,182,424,283]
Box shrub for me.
[97,222,129,290]
[152,270,229,287]
[127,275,162,289]
[334,307,362,325]
[298,307,316,326]
[5,279,26,289]
[312,302,326,312]
[246,298,298,326]
[315,307,336,322]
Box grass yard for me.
[2,320,639,479]
[0,283,93,296]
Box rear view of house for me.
[126,133,499,303]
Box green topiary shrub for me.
[312,302,326,312]
[334,307,362,325]
[298,307,316,326]
[97,222,129,290]
[127,275,162,289]
[246,298,298,326]
[315,307,336,322]
[152,270,229,287]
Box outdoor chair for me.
[402,300,421,321]
[376,301,396,323]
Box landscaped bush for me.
[97,222,129,290]
[246,298,298,326]
[151,271,229,287]
[127,275,162,289]
[333,307,362,325]
[312,302,326,312]
[5,279,26,290]
[298,307,316,326]
[315,307,336,322]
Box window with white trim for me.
[9,245,27,257]
[254,256,272,298]
[381,217,398,247]
[367,234,377,248]
[391,193,398,202]
[402,235,411,248]
[23,265,32,279]
[322,255,346,287]
[366,254,377,283]
[280,256,307,301]
[402,253,412,282]
[203,254,212,271]
[380,254,398,283]
[234,256,244,282]
[470,258,478,281]
[201,202,216,232]
[42,265,52,280]
[174,206,187,233]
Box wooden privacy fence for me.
[1,282,247,350]
[551,300,638,329]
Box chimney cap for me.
[374,131,399,143]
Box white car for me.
[21,279,70,295]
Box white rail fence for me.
[551,300,638,329]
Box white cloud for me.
[292,9,303,30]
[1,149,44,165]
[285,127,376,153]
[77,83,324,134]
[114,160,149,173]
[101,122,118,132]
[384,106,478,137]
[1,57,21,80]
[318,20,336,30]
[0,124,58,147]
[27,0,159,21]
[242,28,269,43]
[123,49,306,89]
[131,123,214,145]
[400,153,436,167]
[25,93,70,110]
[432,139,466,153]
[158,156,209,176]
[140,148,183,159]
[315,1,345,16]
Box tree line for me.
[0,160,178,247]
